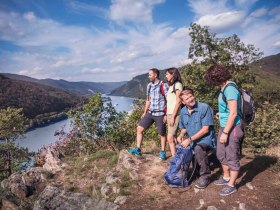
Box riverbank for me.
[26,112,68,132]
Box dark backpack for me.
[221,83,256,126]
[164,145,193,187]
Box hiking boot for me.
[127,147,142,157]
[195,176,210,189]
[159,151,166,160]
[219,185,237,196]
[214,177,230,186]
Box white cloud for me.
[269,6,280,16]
[234,0,258,8]
[109,0,165,24]
[250,8,267,18]
[196,11,245,32]
[241,13,280,56]
[188,0,228,16]
[0,10,191,82]
[68,0,108,17]
[273,41,280,48]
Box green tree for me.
[188,23,263,89]
[0,107,28,176]
[245,103,280,153]
[0,107,27,142]
[67,94,127,153]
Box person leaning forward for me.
[128,68,169,160]
[177,86,216,189]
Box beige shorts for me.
[167,115,180,136]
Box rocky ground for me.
[1,147,279,210]
[121,150,280,210]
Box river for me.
[14,95,135,152]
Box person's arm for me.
[220,100,238,143]
[170,87,182,126]
[181,126,209,147]
[141,96,150,119]
[177,128,187,143]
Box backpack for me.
[221,83,256,126]
[164,145,193,187]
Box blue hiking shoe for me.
[214,177,230,186]
[219,185,237,196]
[127,147,142,157]
[159,151,166,160]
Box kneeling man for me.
[177,87,216,189]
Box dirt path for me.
[121,152,280,210]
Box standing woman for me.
[204,65,244,196]
[165,68,183,157]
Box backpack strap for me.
[172,81,177,93]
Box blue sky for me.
[0,0,279,82]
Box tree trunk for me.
[5,138,12,176]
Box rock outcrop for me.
[34,185,119,210]
[43,147,63,172]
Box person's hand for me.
[141,113,146,119]
[181,138,191,148]
[163,115,167,124]
[169,116,175,127]
[177,135,183,144]
[215,112,219,119]
[220,133,228,144]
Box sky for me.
[0,0,279,82]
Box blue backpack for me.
[164,145,193,187]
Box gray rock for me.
[112,186,120,194]
[129,171,138,180]
[106,171,120,184]
[199,199,205,205]
[116,150,141,171]
[43,147,62,173]
[1,178,9,189]
[101,184,111,198]
[2,198,20,210]
[1,191,30,209]
[246,182,254,190]
[114,196,128,205]
[194,188,201,193]
[9,173,28,199]
[239,203,246,210]
[34,185,119,210]
[196,199,205,209]
[3,167,47,199]
[207,206,218,210]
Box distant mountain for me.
[250,53,280,77]
[110,70,166,99]
[110,53,280,98]
[2,73,127,96]
[0,76,85,119]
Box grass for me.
[61,149,121,200]
[119,169,136,196]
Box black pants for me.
[194,143,211,178]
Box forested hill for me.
[2,73,126,96]
[0,76,85,119]
[250,53,280,77]
[110,53,280,99]
[110,70,166,99]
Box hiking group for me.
[128,65,253,196]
